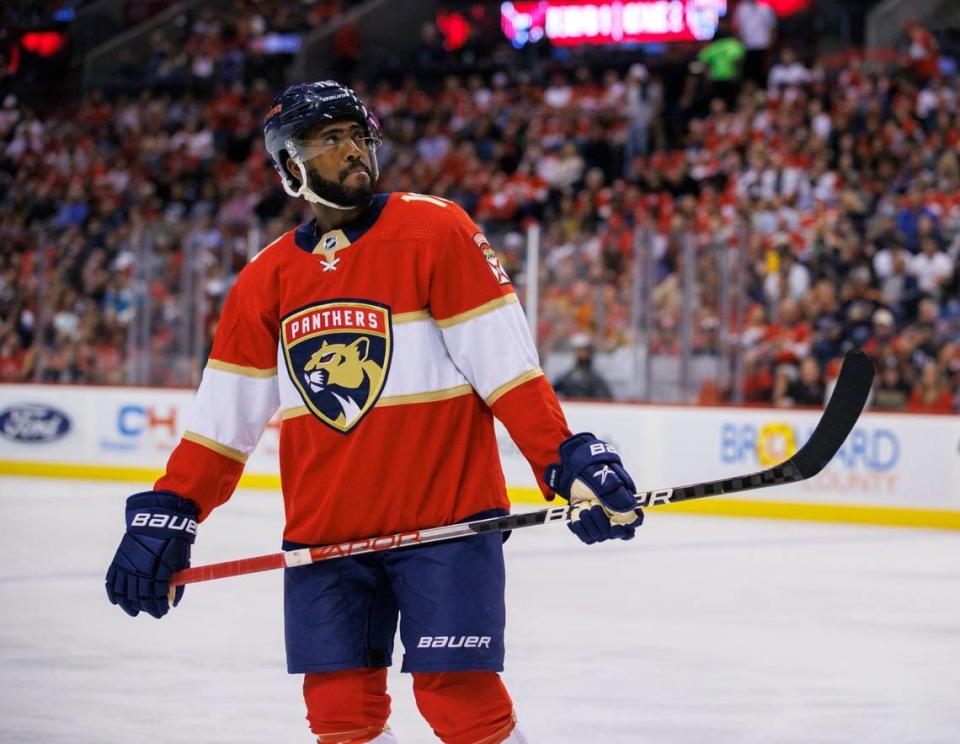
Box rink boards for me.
[1,384,958,529]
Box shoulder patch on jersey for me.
[281,300,392,434]
[473,232,511,286]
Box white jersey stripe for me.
[382,319,469,396]
[185,366,280,455]
[440,299,540,402]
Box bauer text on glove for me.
[105,490,199,619]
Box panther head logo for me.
[302,338,382,428]
[282,300,392,434]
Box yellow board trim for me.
[434,293,518,329]
[2,461,959,531]
[485,368,544,406]
[281,406,310,420]
[0,461,167,483]
[207,359,277,378]
[0,460,281,489]
[235,473,283,489]
[376,384,474,407]
[505,487,960,530]
[182,431,248,463]
[393,309,431,324]
[651,497,960,530]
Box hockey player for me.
[105,81,643,743]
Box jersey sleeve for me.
[429,201,571,497]
[154,259,280,520]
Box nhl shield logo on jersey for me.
[281,300,392,433]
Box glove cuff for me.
[546,432,628,499]
[544,433,590,497]
[125,490,199,543]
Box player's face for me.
[292,122,378,207]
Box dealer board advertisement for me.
[2,385,958,517]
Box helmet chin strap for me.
[287,159,356,211]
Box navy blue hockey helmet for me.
[263,80,382,208]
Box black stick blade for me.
[791,350,875,478]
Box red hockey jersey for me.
[156,192,571,545]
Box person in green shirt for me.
[694,19,746,108]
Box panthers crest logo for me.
[281,300,392,433]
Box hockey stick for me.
[171,350,874,588]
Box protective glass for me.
[288,130,382,161]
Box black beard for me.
[305,166,375,208]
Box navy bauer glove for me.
[544,433,644,544]
[105,490,199,618]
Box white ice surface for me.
[1,477,959,744]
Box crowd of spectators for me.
[99,0,360,98]
[0,3,957,412]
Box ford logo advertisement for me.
[0,404,71,443]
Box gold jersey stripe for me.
[281,406,310,420]
[279,384,475,420]
[182,431,248,463]
[484,368,544,407]
[393,309,432,324]
[376,384,474,407]
[434,293,518,329]
[207,359,277,378]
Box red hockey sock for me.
[304,668,391,740]
[412,671,516,744]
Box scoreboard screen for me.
[501,0,807,47]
